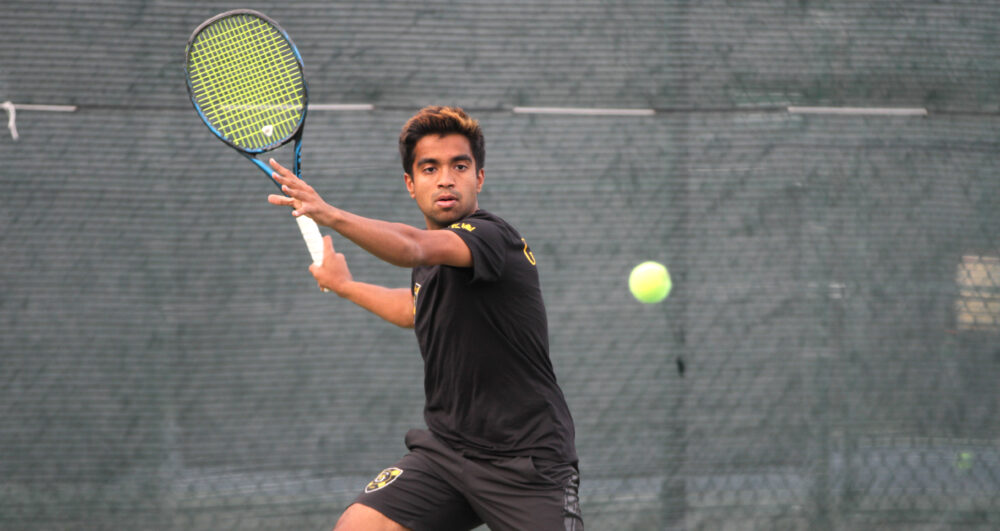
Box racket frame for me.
[185,10,324,268]
[184,9,309,189]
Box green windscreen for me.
[1,1,998,530]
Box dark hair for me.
[399,106,485,174]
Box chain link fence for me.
[2,1,999,529]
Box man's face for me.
[405,133,484,230]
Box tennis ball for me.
[957,451,974,470]
[629,261,671,304]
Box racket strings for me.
[215,19,301,125]
[193,19,300,140]
[188,14,305,150]
[192,18,301,144]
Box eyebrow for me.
[416,154,473,167]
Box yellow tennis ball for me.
[629,261,671,304]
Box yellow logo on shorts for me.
[365,467,403,493]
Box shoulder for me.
[448,210,518,237]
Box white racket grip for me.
[295,215,324,266]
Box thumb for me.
[322,235,334,256]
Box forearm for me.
[267,164,468,268]
[335,282,414,329]
[317,207,425,268]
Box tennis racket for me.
[185,9,323,266]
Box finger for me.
[269,160,296,185]
[272,171,292,187]
[320,236,335,259]
[281,187,310,213]
[267,194,294,206]
[282,182,314,204]
[307,265,330,292]
[268,157,290,174]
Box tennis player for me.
[268,106,582,531]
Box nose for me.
[437,168,456,187]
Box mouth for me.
[434,193,459,208]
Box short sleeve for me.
[446,217,507,283]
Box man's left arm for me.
[266,159,471,268]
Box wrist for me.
[331,279,356,299]
[309,203,337,228]
[327,205,348,228]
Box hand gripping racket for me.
[185,9,323,266]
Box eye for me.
[455,163,469,171]
[422,166,436,174]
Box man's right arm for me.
[335,283,414,329]
[309,235,414,329]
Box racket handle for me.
[297,215,331,293]
[295,215,324,266]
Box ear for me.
[403,173,416,199]
[476,168,485,193]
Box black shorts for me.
[352,429,583,531]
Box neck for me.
[425,206,479,230]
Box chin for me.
[433,215,460,228]
[426,210,464,229]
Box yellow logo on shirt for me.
[365,467,403,493]
[449,222,477,232]
[412,283,421,315]
[521,238,536,266]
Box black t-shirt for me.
[411,210,577,465]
